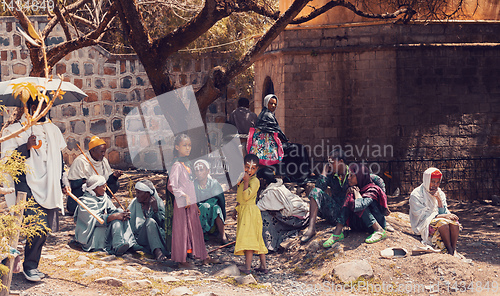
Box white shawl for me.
[1,116,66,211]
[257,179,309,218]
[67,152,112,181]
[409,168,448,245]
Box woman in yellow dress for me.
[233,154,268,274]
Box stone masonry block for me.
[90,119,107,134]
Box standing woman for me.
[167,134,208,267]
[409,168,461,255]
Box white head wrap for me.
[135,180,154,194]
[194,159,211,180]
[422,167,442,192]
[83,175,106,196]
[263,94,278,112]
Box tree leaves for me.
[10,82,49,106]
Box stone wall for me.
[254,21,500,163]
[0,16,233,169]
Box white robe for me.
[257,179,309,218]
[67,152,112,181]
[1,117,66,210]
[409,168,449,245]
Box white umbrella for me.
[0,77,87,106]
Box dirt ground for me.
[6,171,500,296]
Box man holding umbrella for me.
[1,97,71,282]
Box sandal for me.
[254,267,269,274]
[238,267,252,275]
[323,233,344,248]
[365,230,387,244]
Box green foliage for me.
[0,150,27,187]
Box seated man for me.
[301,148,349,243]
[129,180,168,261]
[74,175,138,255]
[409,168,460,255]
[325,164,390,247]
[67,136,122,215]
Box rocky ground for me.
[6,171,500,296]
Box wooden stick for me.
[67,192,104,224]
[76,143,125,210]
[208,241,235,254]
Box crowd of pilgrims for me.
[1,95,460,281]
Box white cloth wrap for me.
[257,179,309,218]
[84,175,106,196]
[67,152,112,181]
[1,116,66,211]
[409,167,448,245]
[135,181,153,194]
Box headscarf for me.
[409,167,448,245]
[83,175,106,196]
[255,94,288,142]
[343,164,388,218]
[135,180,161,202]
[194,159,211,179]
[89,136,106,151]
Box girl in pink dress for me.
[168,134,208,267]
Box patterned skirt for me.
[429,218,461,253]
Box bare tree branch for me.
[291,0,412,24]
[41,0,93,37]
[53,2,72,41]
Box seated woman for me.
[74,175,138,255]
[256,167,309,252]
[249,94,310,183]
[193,160,228,244]
[128,180,168,261]
[323,164,390,247]
[409,168,460,255]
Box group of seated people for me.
[69,137,460,267]
[67,94,460,269]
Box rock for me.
[128,279,152,288]
[82,269,98,278]
[196,293,217,296]
[125,266,138,272]
[168,286,193,296]
[100,255,117,261]
[153,275,180,283]
[41,255,57,260]
[140,267,152,273]
[74,261,87,267]
[213,264,240,277]
[95,277,124,287]
[53,261,67,266]
[77,255,90,261]
[105,267,122,274]
[437,267,444,276]
[492,195,500,206]
[333,260,373,283]
[183,276,197,281]
[235,274,257,285]
[151,289,160,296]
[494,221,500,227]
[306,240,320,253]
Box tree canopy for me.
[4,0,478,114]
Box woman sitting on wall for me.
[256,166,309,252]
[409,168,461,255]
